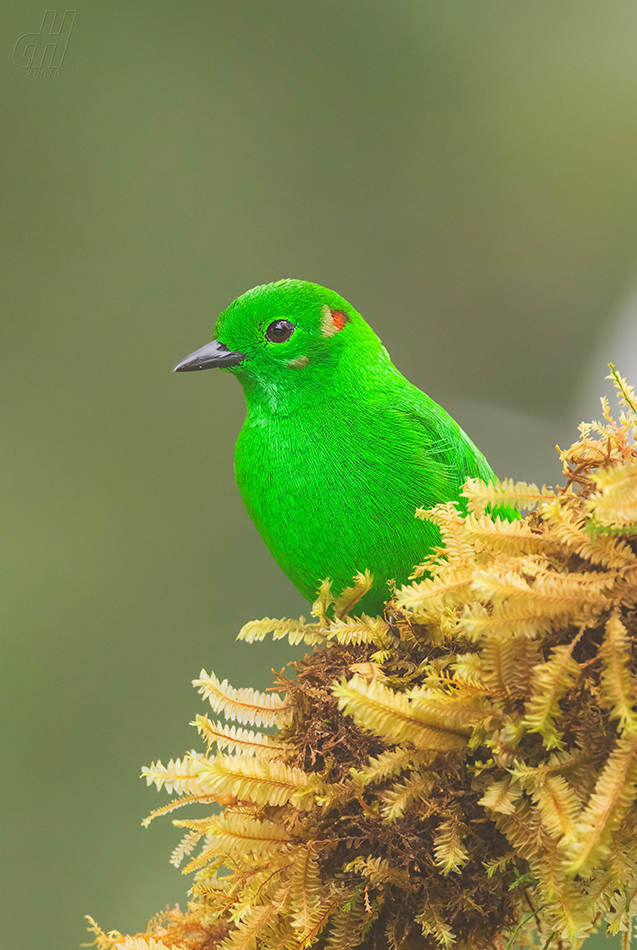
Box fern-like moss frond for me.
[460,564,613,638]
[562,729,637,875]
[380,772,437,821]
[289,845,323,931]
[351,746,418,787]
[176,811,291,862]
[528,775,582,839]
[462,478,556,514]
[599,612,637,735]
[416,906,458,948]
[478,778,522,815]
[463,512,551,556]
[194,670,292,727]
[542,498,634,570]
[433,815,470,875]
[332,570,374,619]
[323,893,367,950]
[328,614,392,647]
[238,616,328,647]
[478,633,521,695]
[293,893,348,950]
[334,674,470,750]
[522,633,583,750]
[398,566,474,619]
[310,578,335,622]
[588,456,637,527]
[608,363,637,419]
[192,715,287,756]
[141,753,206,796]
[196,752,311,808]
[345,855,412,891]
[169,829,202,869]
[141,791,230,828]
[417,502,476,565]
[406,687,482,733]
[220,899,282,950]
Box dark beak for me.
[173,340,246,372]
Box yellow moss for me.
[90,370,637,950]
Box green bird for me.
[174,279,499,616]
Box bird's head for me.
[173,279,386,405]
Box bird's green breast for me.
[234,382,492,615]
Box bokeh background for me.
[3,2,637,948]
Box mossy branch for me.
[89,369,637,950]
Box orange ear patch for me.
[321,304,349,337]
[331,309,347,331]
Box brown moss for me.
[89,369,637,950]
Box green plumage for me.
[176,279,500,615]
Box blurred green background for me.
[3,2,637,947]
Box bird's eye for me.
[266,320,295,343]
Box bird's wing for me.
[376,402,497,509]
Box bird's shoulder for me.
[368,384,495,484]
